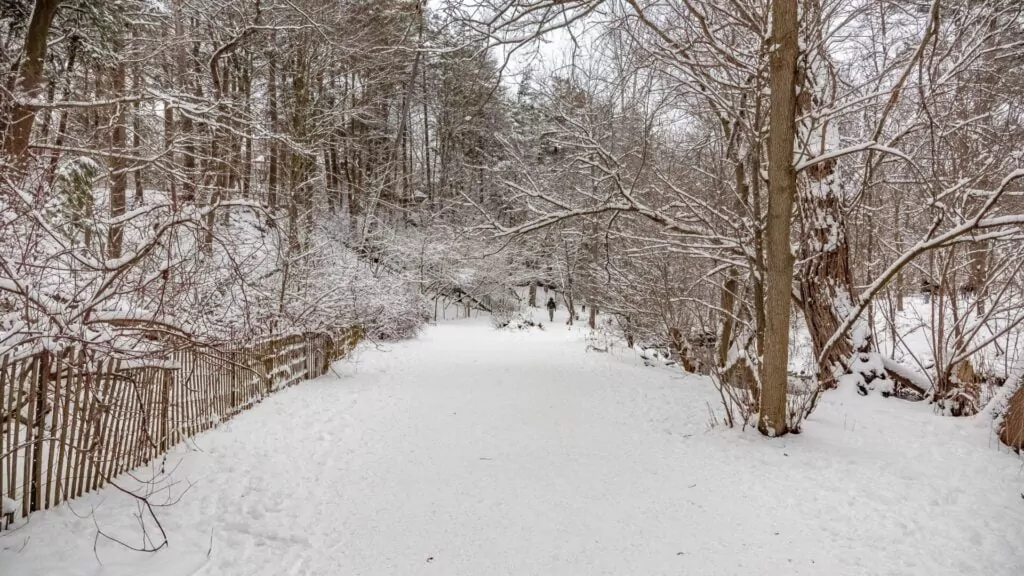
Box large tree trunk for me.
[1,0,61,165]
[759,0,800,437]
[795,0,863,391]
[796,180,856,389]
[999,382,1024,451]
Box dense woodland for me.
[2,0,1024,444]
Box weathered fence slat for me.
[0,354,8,530]
[45,354,61,510]
[22,356,37,517]
[70,363,92,499]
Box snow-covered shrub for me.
[49,157,99,245]
[494,312,541,331]
[0,177,434,359]
[489,295,522,328]
[638,344,672,366]
[358,218,531,325]
[0,179,242,357]
[849,352,894,397]
[241,217,426,341]
[585,320,617,352]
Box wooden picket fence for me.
[0,327,362,529]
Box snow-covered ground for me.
[2,306,1023,576]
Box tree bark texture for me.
[1,0,61,165]
[759,0,800,437]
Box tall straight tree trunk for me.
[205,37,247,250]
[2,0,61,165]
[43,35,78,191]
[329,141,342,211]
[241,56,253,201]
[37,76,56,144]
[759,0,800,437]
[894,192,904,312]
[963,17,1001,317]
[172,0,196,203]
[287,50,312,255]
[267,39,279,210]
[107,63,128,259]
[422,61,433,202]
[129,40,143,206]
[132,103,144,205]
[242,130,253,200]
[324,146,336,212]
[163,101,177,206]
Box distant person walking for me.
[546,297,557,322]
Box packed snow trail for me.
[2,315,1023,575]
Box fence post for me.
[161,369,171,453]
[231,351,240,414]
[29,352,48,513]
[0,354,8,527]
[44,352,63,510]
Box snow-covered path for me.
[2,317,1023,575]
